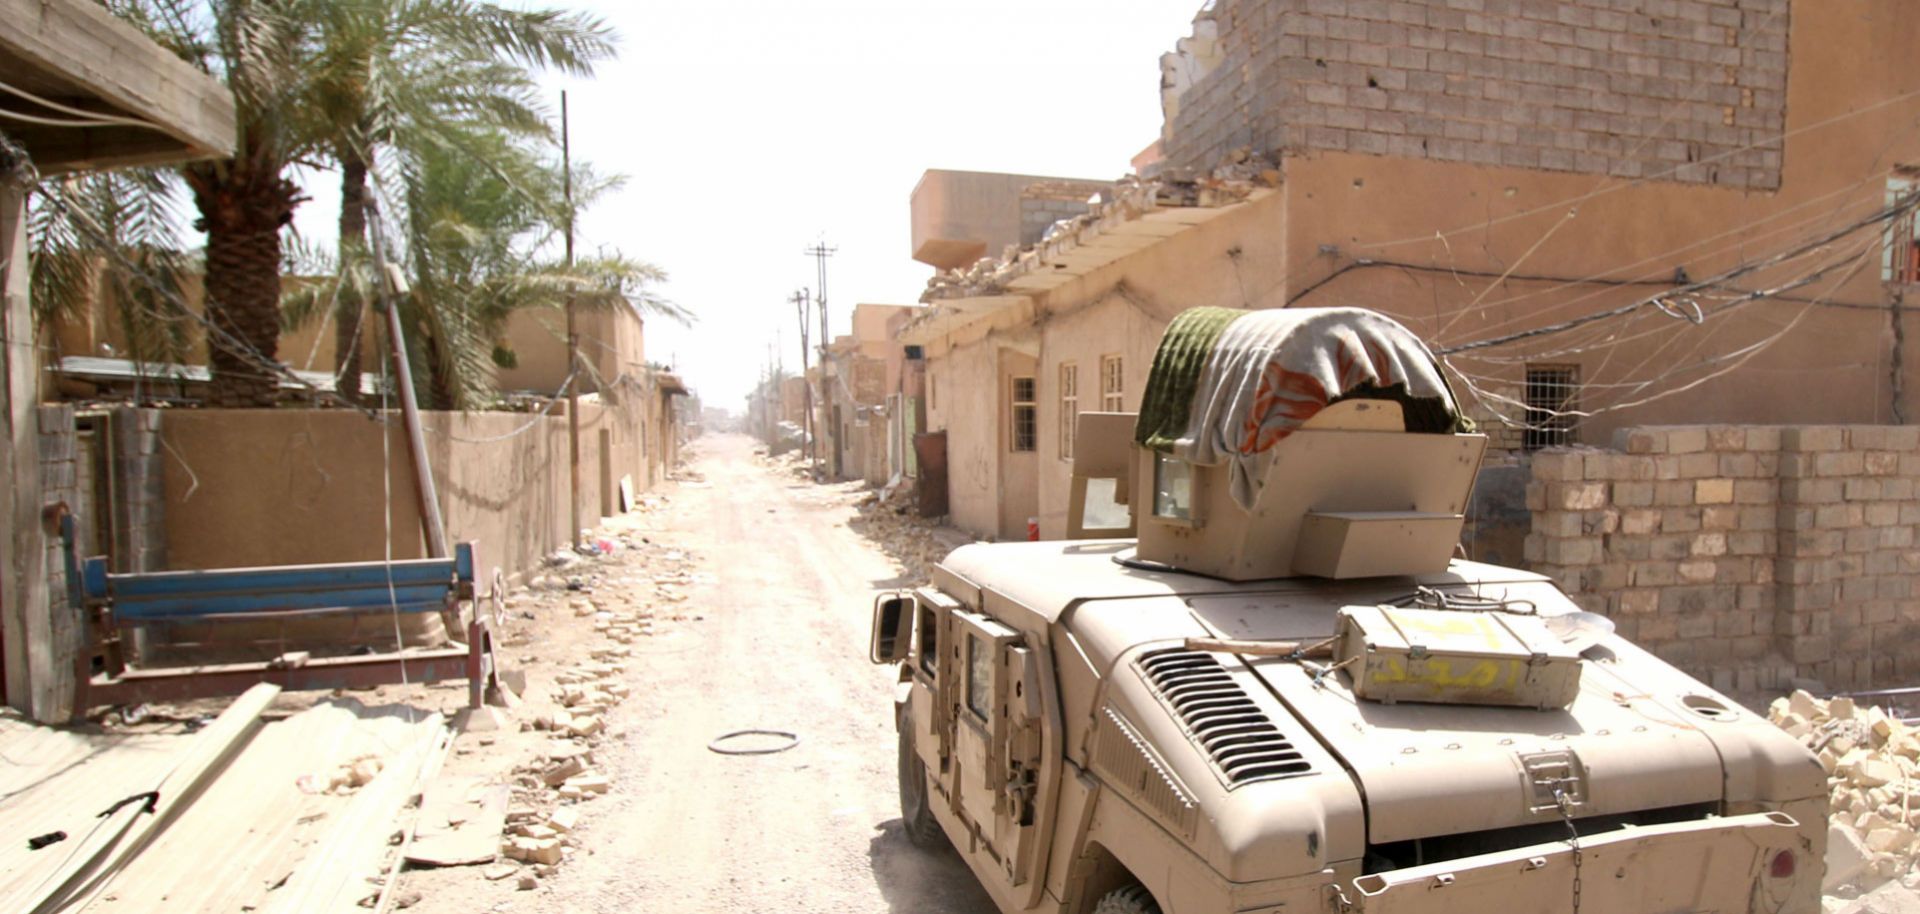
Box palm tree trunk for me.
[335,154,370,405]
[187,162,301,408]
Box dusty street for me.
[429,433,996,913]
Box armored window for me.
[1523,365,1579,451]
[1059,362,1078,460]
[1101,355,1124,411]
[967,633,992,719]
[1152,453,1194,520]
[1010,376,1037,452]
[917,604,939,678]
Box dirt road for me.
[519,433,996,913]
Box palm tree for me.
[396,131,682,409]
[303,0,614,403]
[28,170,199,385]
[108,0,325,406]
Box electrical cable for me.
[0,78,164,130]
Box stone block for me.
[1864,451,1899,476]
[1706,426,1746,451]
[1717,452,1759,478]
[1744,426,1782,451]
[1694,478,1734,504]
[1678,560,1718,583]
[1613,481,1655,507]
[1548,482,1608,511]
[1618,428,1666,454]
[1732,480,1775,505]
[1678,453,1718,478]
[1666,426,1708,454]
[1662,508,1702,533]
[1619,508,1661,535]
[1782,426,1844,452]
[1816,451,1866,477]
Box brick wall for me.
[1525,425,1920,698]
[1164,0,1789,190]
[1017,180,1110,247]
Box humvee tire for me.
[1092,884,1161,914]
[897,710,947,849]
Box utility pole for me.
[562,91,582,547]
[803,242,835,478]
[791,288,814,472]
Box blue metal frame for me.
[85,544,477,624]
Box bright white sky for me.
[291,1,1200,410]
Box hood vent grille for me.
[1139,649,1313,788]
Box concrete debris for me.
[1768,690,1920,898]
[919,154,1280,304]
[848,483,969,585]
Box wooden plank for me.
[9,684,278,914]
[404,778,509,867]
[264,714,448,913]
[0,189,37,717]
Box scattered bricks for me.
[540,757,586,787]
[547,808,579,833]
[1695,478,1734,505]
[563,774,611,795]
[566,715,604,738]
[1666,426,1708,454]
[1548,482,1608,511]
[507,837,563,865]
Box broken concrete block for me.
[566,715,603,738]
[510,837,562,865]
[1828,823,1875,893]
[1857,760,1903,789]
[482,864,518,881]
[1866,826,1915,855]
[517,874,539,890]
[563,774,610,795]
[547,807,578,833]
[1791,690,1825,720]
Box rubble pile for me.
[1767,690,1920,905]
[849,484,948,584]
[919,147,1281,303]
[463,498,703,891]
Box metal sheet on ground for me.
[406,778,509,867]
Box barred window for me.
[1101,355,1124,411]
[1059,362,1078,460]
[1523,365,1579,451]
[1010,376,1037,452]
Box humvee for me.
[869,307,1826,914]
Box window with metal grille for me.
[1010,376,1037,452]
[1101,355,1124,411]
[1523,365,1579,450]
[1888,172,1920,285]
[1059,362,1078,460]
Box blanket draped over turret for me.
[1134,307,1463,509]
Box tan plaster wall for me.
[496,305,645,396]
[160,397,661,580]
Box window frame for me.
[1009,375,1038,453]
[1887,170,1920,286]
[1059,362,1078,461]
[1100,355,1124,411]
[1523,364,1580,451]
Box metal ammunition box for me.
[1333,606,1582,710]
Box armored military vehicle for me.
[869,307,1826,914]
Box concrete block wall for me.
[109,407,167,573]
[1165,0,1790,190]
[1524,424,1920,697]
[34,405,78,710]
